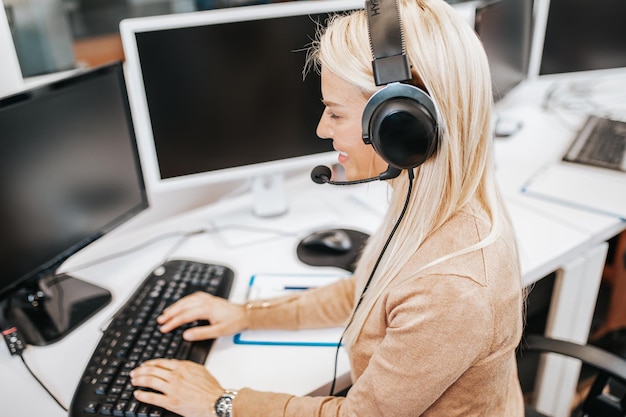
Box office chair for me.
[522,334,626,417]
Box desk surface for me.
[2,72,626,416]
[494,71,626,244]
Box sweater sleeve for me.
[245,276,356,330]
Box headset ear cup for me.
[370,98,437,169]
[362,83,439,170]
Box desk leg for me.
[532,242,608,417]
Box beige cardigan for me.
[234,201,525,416]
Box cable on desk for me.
[63,222,300,275]
[1,317,68,413]
[218,223,300,238]
[61,229,214,275]
[19,353,69,412]
[542,78,626,128]
[155,224,300,263]
[159,229,208,263]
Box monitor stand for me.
[251,172,288,218]
[3,273,111,346]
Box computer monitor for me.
[536,0,626,76]
[120,0,363,218]
[474,0,534,102]
[0,62,148,345]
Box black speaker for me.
[362,0,439,170]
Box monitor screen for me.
[0,62,148,344]
[474,0,534,101]
[539,0,626,75]
[120,0,363,216]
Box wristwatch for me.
[214,390,237,417]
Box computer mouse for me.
[300,229,352,254]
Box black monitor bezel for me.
[474,0,534,101]
[0,62,149,300]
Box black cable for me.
[329,168,415,395]
[1,308,67,411]
[19,353,68,412]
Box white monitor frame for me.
[120,0,364,216]
[527,0,549,80]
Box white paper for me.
[234,273,348,346]
[522,163,626,220]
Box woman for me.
[130,0,525,415]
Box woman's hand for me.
[157,292,247,341]
[131,359,223,417]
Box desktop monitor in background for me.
[0,62,149,345]
[120,0,363,218]
[474,0,534,102]
[539,0,626,75]
[474,0,534,137]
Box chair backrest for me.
[523,334,626,417]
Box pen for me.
[283,286,311,291]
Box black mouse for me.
[300,229,352,254]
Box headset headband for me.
[366,0,412,85]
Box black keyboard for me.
[69,259,234,417]
[564,116,626,172]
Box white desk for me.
[494,69,626,417]
[0,172,616,417]
[1,72,625,417]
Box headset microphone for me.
[310,164,401,185]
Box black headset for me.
[362,0,439,171]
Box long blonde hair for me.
[308,0,519,347]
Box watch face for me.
[215,393,235,417]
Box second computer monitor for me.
[538,0,626,76]
[475,0,534,102]
[121,0,364,216]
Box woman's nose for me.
[316,114,331,140]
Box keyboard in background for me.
[563,116,626,172]
[69,259,234,417]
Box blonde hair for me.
[307,0,520,347]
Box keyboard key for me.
[84,402,98,414]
